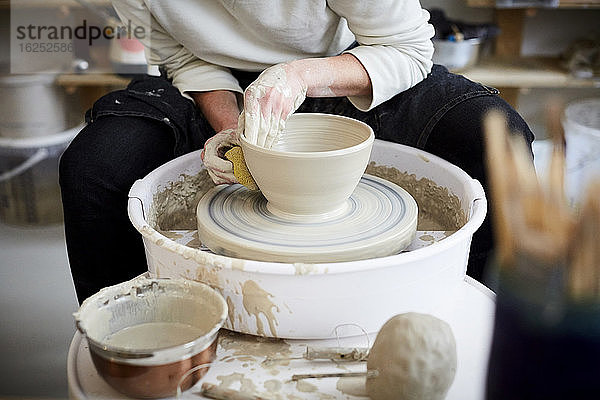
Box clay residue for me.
[193,265,223,288]
[264,379,283,392]
[215,372,258,395]
[336,377,369,397]
[293,263,317,275]
[296,380,318,393]
[226,297,236,330]
[158,230,183,241]
[366,162,467,231]
[218,329,291,361]
[218,329,292,376]
[185,231,202,248]
[242,280,280,337]
[419,234,435,242]
[148,169,214,231]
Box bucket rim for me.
[0,73,58,86]
[0,123,85,148]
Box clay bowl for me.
[240,113,375,216]
[73,277,227,398]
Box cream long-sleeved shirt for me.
[111,0,434,111]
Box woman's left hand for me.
[240,63,307,148]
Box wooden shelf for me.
[461,56,600,88]
[467,0,600,8]
[56,73,130,87]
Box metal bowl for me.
[432,38,482,71]
[73,277,227,398]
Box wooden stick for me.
[546,99,567,207]
[568,182,600,299]
[291,370,377,381]
[484,110,516,266]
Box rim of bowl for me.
[75,278,228,358]
[240,113,375,158]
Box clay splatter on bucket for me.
[242,280,279,337]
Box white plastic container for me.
[0,124,82,225]
[128,140,487,339]
[432,38,482,71]
[0,74,68,138]
[563,98,600,206]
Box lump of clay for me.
[366,312,457,400]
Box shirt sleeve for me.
[328,0,435,111]
[110,0,243,100]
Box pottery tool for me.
[196,174,418,263]
[262,346,370,367]
[262,323,371,366]
[225,146,259,190]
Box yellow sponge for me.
[225,146,259,191]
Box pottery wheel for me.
[196,174,418,263]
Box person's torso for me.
[146,0,356,70]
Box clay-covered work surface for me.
[68,278,495,400]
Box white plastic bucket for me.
[0,74,69,138]
[0,124,83,225]
[563,98,600,206]
[128,140,487,339]
[432,38,482,71]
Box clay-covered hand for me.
[240,63,308,148]
[200,128,240,185]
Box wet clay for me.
[264,379,283,392]
[366,313,457,400]
[149,169,215,231]
[215,372,258,395]
[242,280,279,337]
[218,329,291,362]
[366,162,466,231]
[336,377,369,397]
[151,164,465,236]
[103,321,206,350]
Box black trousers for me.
[60,65,534,303]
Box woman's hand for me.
[190,90,241,185]
[239,55,372,149]
[240,63,308,148]
[200,128,239,185]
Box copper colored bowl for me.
[74,277,227,398]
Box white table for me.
[68,276,495,399]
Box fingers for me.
[264,113,283,148]
[206,167,237,185]
[240,63,307,148]
[204,154,238,185]
[243,88,289,148]
[202,129,241,185]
